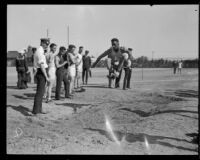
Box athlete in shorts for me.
[74,47,83,89]
[92,38,132,88]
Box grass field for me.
[7,67,198,154]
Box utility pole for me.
[142,56,144,80]
[67,25,69,47]
[47,29,49,38]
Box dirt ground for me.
[7,67,198,155]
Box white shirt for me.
[178,62,182,68]
[76,54,83,72]
[33,46,48,69]
[79,51,84,56]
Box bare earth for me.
[7,67,198,155]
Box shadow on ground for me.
[7,105,31,116]
[7,86,18,90]
[55,103,91,113]
[13,95,30,100]
[7,85,36,90]
[24,93,35,98]
[119,108,198,118]
[12,93,35,100]
[165,89,198,98]
[83,84,110,89]
[175,91,198,98]
[74,88,86,92]
[174,113,198,120]
[84,128,197,153]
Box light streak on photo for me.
[144,136,151,155]
[105,115,121,146]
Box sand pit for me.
[7,68,198,154]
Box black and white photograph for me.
[6,4,198,155]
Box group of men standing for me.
[31,38,92,115]
[29,37,133,115]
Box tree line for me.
[11,45,198,68]
[95,56,199,68]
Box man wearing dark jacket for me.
[16,50,29,89]
[172,60,178,74]
[82,50,91,85]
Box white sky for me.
[7,5,198,59]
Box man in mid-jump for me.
[92,38,131,88]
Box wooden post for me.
[47,29,49,38]
[67,26,69,47]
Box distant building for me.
[7,49,35,67]
[7,51,18,66]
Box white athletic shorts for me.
[48,67,56,81]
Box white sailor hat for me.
[40,38,50,45]
[19,49,25,55]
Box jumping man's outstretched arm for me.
[91,49,111,68]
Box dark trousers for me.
[127,68,132,88]
[55,68,68,99]
[123,68,130,89]
[89,69,92,77]
[17,70,26,89]
[24,81,28,88]
[115,69,122,88]
[34,75,37,84]
[82,67,90,84]
[173,67,176,74]
[32,69,46,114]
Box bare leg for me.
[74,76,77,89]
[77,73,80,88]
[68,76,74,95]
[71,76,75,93]
[47,79,54,100]
[68,76,72,94]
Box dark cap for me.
[68,44,76,50]
[85,50,89,53]
[111,38,119,43]
[40,38,50,45]
[32,47,37,53]
[128,48,133,51]
[59,46,66,52]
